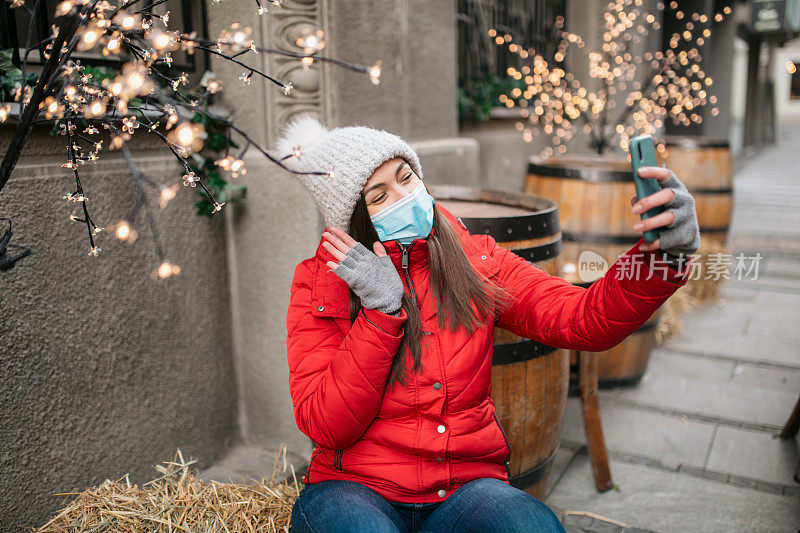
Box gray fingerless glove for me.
[332,242,405,315]
[658,169,701,261]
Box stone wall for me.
[0,131,238,529]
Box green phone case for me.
[630,134,664,243]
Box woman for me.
[279,114,700,532]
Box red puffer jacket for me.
[286,204,690,503]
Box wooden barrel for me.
[524,155,661,390]
[431,185,568,501]
[657,135,733,247]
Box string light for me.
[489,1,732,156]
[203,78,223,94]
[182,172,199,187]
[151,261,181,279]
[121,116,139,135]
[146,28,179,53]
[84,98,108,118]
[369,61,382,85]
[111,220,138,243]
[215,156,247,178]
[76,21,104,52]
[296,28,326,54]
[3,0,385,277]
[62,192,89,203]
[159,184,180,208]
[167,122,205,154]
[217,23,253,54]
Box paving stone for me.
[726,333,800,367]
[731,362,800,393]
[643,349,735,384]
[547,446,580,498]
[676,464,706,477]
[744,305,800,341]
[754,288,800,308]
[700,469,731,483]
[727,474,759,489]
[705,425,800,486]
[547,455,800,533]
[677,465,732,483]
[715,285,760,302]
[561,513,655,533]
[610,358,796,428]
[562,513,595,532]
[666,315,800,368]
[727,275,800,294]
[662,299,753,349]
[755,480,789,495]
[585,518,626,533]
[561,399,716,470]
[760,254,800,279]
[784,485,800,498]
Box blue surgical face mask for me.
[369,181,435,245]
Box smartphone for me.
[630,134,664,243]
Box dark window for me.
[1,0,209,83]
[456,0,566,120]
[457,0,566,89]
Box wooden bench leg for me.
[779,394,800,439]
[578,351,613,492]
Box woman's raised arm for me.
[485,164,699,352]
[486,234,691,352]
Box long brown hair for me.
[346,175,516,392]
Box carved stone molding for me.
[263,0,330,145]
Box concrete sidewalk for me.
[545,125,800,532]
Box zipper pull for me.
[401,243,409,270]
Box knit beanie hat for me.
[273,112,425,234]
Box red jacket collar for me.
[314,222,436,272]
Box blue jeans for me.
[290,478,566,532]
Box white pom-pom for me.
[275,112,329,164]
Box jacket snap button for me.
[437,489,446,497]
[433,382,441,390]
[481,255,487,260]
[317,305,325,311]
[437,424,445,433]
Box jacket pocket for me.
[334,449,343,471]
[492,412,512,478]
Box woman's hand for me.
[322,226,388,269]
[629,166,701,257]
[322,227,405,315]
